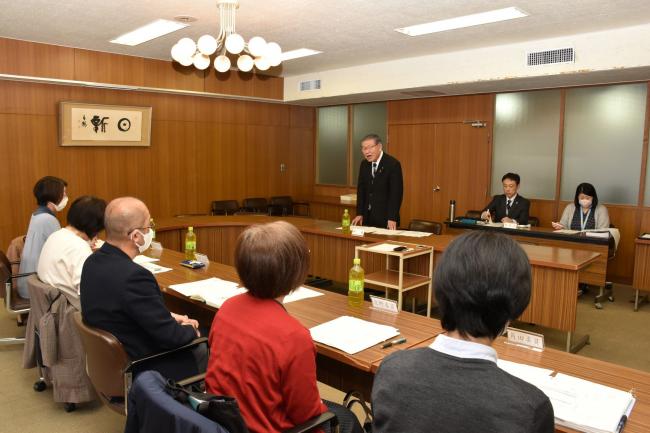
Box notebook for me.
[310,316,399,354]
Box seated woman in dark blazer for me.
[371,231,554,433]
[205,221,362,433]
[552,182,610,231]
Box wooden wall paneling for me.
[220,226,244,266]
[553,90,567,221]
[142,57,205,92]
[290,105,315,129]
[388,124,437,225]
[289,127,315,199]
[245,125,291,198]
[387,94,494,125]
[251,74,284,100]
[529,199,557,227]
[0,80,70,116]
[244,101,290,126]
[73,49,145,87]
[203,69,254,97]
[0,38,74,79]
[194,227,222,262]
[606,205,639,283]
[196,97,247,125]
[155,229,181,252]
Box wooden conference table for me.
[151,247,650,433]
[156,215,599,352]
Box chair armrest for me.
[125,337,208,373]
[283,411,338,433]
[9,271,36,280]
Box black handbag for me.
[165,379,250,433]
[343,390,373,433]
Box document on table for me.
[310,316,399,354]
[139,262,172,274]
[372,228,404,236]
[133,255,160,264]
[367,243,403,252]
[398,230,432,238]
[500,361,635,433]
[337,225,377,233]
[169,278,247,308]
[554,229,581,234]
[283,286,324,304]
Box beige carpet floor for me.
[0,283,648,432]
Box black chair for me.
[465,210,483,219]
[211,200,240,216]
[126,370,339,433]
[528,216,540,227]
[268,196,294,216]
[408,219,443,235]
[594,224,617,310]
[240,197,269,214]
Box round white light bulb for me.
[193,53,211,70]
[237,54,254,72]
[265,42,281,58]
[225,33,245,54]
[214,55,231,72]
[171,43,185,63]
[247,36,267,57]
[197,35,218,55]
[268,53,282,67]
[254,56,270,71]
[178,55,193,67]
[177,37,197,57]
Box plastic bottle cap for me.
[188,226,193,231]
[353,258,361,265]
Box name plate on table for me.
[194,253,210,266]
[351,227,365,237]
[503,222,518,229]
[506,327,545,351]
[370,295,398,313]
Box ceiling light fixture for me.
[280,48,323,61]
[111,19,188,46]
[171,0,282,73]
[395,7,528,36]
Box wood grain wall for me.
[0,79,314,250]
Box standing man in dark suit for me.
[352,134,404,230]
[80,197,206,380]
[481,173,530,225]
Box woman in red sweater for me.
[206,221,362,433]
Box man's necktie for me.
[372,162,377,177]
[506,199,512,215]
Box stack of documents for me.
[310,316,399,354]
[498,360,635,433]
[133,255,172,274]
[169,278,246,308]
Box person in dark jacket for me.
[481,172,530,224]
[352,134,403,230]
[371,231,554,433]
[81,196,205,380]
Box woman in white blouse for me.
[37,196,106,299]
[552,183,610,231]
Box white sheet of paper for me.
[371,228,404,236]
[339,225,377,233]
[554,229,581,234]
[133,255,160,264]
[283,286,324,304]
[138,262,172,274]
[366,243,402,253]
[398,230,432,238]
[310,316,399,354]
[497,359,553,384]
[169,277,246,308]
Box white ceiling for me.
[2,0,650,77]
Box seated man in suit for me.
[481,172,530,224]
[80,196,206,380]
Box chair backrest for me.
[242,197,268,213]
[408,219,443,235]
[465,210,483,219]
[73,311,130,413]
[528,216,540,227]
[6,236,25,277]
[211,200,239,215]
[269,196,293,216]
[0,250,10,302]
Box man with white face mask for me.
[18,176,69,298]
[81,197,206,380]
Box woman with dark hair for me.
[205,221,362,433]
[371,231,554,433]
[37,196,106,299]
[552,183,610,230]
[18,176,69,298]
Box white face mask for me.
[132,229,153,253]
[579,199,592,209]
[53,195,68,212]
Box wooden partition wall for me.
[0,84,314,251]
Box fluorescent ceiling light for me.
[111,19,188,46]
[280,48,322,61]
[395,7,527,36]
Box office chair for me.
[73,312,207,415]
[408,219,443,235]
[528,216,540,227]
[239,197,269,214]
[211,200,240,216]
[126,370,339,433]
[268,196,294,216]
[594,225,617,310]
[0,248,31,345]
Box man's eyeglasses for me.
[361,143,378,152]
[127,226,153,236]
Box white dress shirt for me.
[429,333,498,363]
[37,227,93,299]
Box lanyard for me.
[580,208,591,231]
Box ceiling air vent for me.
[299,79,321,91]
[526,47,574,66]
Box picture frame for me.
[59,102,152,147]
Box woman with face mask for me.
[552,183,610,231]
[17,176,69,298]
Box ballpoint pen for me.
[382,337,407,349]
